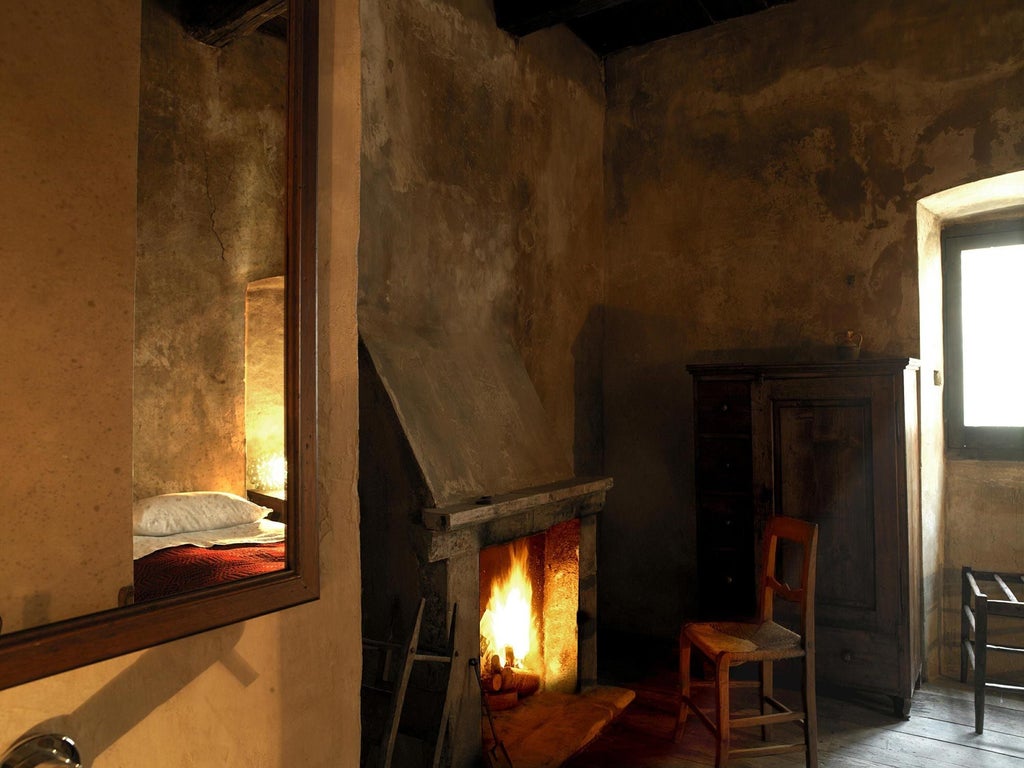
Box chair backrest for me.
[758,516,819,642]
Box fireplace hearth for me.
[358,317,625,767]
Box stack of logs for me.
[480,650,541,711]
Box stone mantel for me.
[417,476,613,564]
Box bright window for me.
[943,221,1024,458]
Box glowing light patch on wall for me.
[245,276,286,492]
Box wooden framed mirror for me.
[0,0,318,691]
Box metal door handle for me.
[1,735,82,768]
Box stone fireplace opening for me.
[479,519,581,704]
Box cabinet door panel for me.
[774,400,876,615]
[758,376,900,634]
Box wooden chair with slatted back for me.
[675,515,819,768]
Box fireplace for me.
[417,477,612,767]
[358,316,629,768]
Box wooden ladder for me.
[362,599,458,768]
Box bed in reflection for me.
[130,491,286,603]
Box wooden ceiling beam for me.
[495,0,634,37]
[186,0,288,47]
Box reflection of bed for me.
[131,492,286,603]
[134,540,286,602]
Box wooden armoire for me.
[687,358,922,716]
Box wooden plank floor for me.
[562,664,1024,767]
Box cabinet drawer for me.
[695,437,752,491]
[698,547,756,618]
[697,499,753,544]
[695,380,751,434]
[816,626,899,694]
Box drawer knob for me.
[724,576,733,585]
[720,403,729,412]
[841,649,853,662]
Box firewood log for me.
[488,673,502,692]
[495,667,541,697]
[487,654,503,676]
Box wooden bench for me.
[960,566,1024,733]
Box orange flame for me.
[480,543,539,669]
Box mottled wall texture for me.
[134,0,286,499]
[603,0,1024,652]
[358,0,605,469]
[0,0,363,765]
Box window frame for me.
[942,218,1024,460]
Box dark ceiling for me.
[182,0,287,47]
[188,0,792,55]
[494,0,795,57]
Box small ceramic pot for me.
[835,330,863,360]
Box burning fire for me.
[480,543,539,670]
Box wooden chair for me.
[675,516,819,768]
[961,566,1024,734]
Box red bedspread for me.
[134,542,286,602]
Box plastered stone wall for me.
[603,0,1024,642]
[916,202,946,681]
[0,0,136,632]
[0,0,363,765]
[358,0,605,469]
[133,0,287,499]
[943,462,1024,679]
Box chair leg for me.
[760,659,774,742]
[960,566,971,684]
[803,651,818,768]
[714,652,731,768]
[975,647,986,734]
[675,630,692,741]
[975,601,988,734]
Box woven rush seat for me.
[687,620,803,660]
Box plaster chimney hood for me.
[359,314,606,521]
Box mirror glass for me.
[130,0,289,607]
[0,0,318,689]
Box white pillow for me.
[133,491,270,536]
